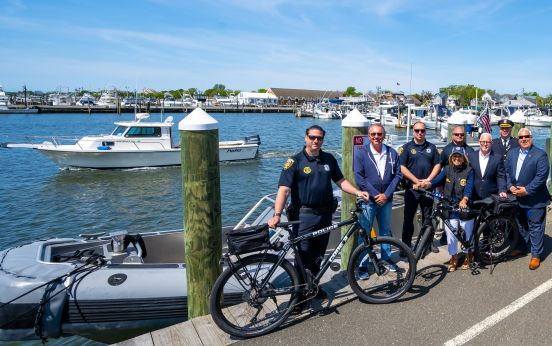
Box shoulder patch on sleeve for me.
[398,146,404,155]
[283,158,295,170]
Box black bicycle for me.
[412,189,519,268]
[209,199,416,338]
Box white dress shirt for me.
[478,150,490,177]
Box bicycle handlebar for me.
[415,188,479,215]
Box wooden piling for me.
[179,108,222,319]
[340,109,369,270]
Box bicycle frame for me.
[226,211,376,299]
[415,192,495,259]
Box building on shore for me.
[267,88,343,105]
[237,92,278,106]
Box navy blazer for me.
[353,143,402,205]
[467,150,506,200]
[504,145,550,208]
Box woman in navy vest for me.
[419,147,474,272]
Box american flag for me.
[478,109,492,133]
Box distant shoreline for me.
[3,105,298,114]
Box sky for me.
[1,0,552,95]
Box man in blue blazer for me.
[354,124,402,271]
[467,133,507,200]
[505,128,550,270]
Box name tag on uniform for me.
[324,164,330,171]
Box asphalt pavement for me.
[239,217,552,346]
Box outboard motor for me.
[244,135,261,145]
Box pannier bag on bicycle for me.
[491,194,518,215]
[226,225,271,255]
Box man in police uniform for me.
[268,125,368,298]
[438,125,475,168]
[491,119,519,161]
[399,121,441,251]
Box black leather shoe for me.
[431,242,440,253]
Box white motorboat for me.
[76,93,95,106]
[510,108,552,127]
[96,89,118,108]
[1,113,261,169]
[48,93,73,106]
[0,85,9,107]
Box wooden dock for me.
[114,267,356,346]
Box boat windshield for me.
[112,126,127,137]
[126,127,162,137]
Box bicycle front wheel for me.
[347,236,416,304]
[209,253,300,338]
[475,215,519,265]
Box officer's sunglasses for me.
[308,135,324,141]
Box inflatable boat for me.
[0,230,192,343]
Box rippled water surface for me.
[0,112,549,345]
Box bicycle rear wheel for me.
[210,253,300,338]
[347,236,416,304]
[475,216,519,265]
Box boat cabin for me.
[76,114,176,151]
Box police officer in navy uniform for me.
[438,125,475,168]
[491,119,519,161]
[399,121,441,251]
[268,125,368,302]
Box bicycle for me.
[412,188,519,270]
[209,199,416,338]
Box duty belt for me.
[299,205,333,215]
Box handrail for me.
[233,193,277,230]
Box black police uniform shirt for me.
[278,148,344,208]
[398,140,440,180]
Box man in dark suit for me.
[467,133,507,200]
[491,119,519,161]
[505,128,550,270]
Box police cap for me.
[498,119,514,128]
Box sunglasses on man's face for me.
[453,133,465,137]
[370,132,383,137]
[413,129,426,133]
[308,135,324,141]
[518,135,532,139]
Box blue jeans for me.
[359,201,393,260]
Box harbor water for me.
[0,112,550,345]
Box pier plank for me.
[114,333,154,346]
[151,320,202,346]
[192,315,237,345]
